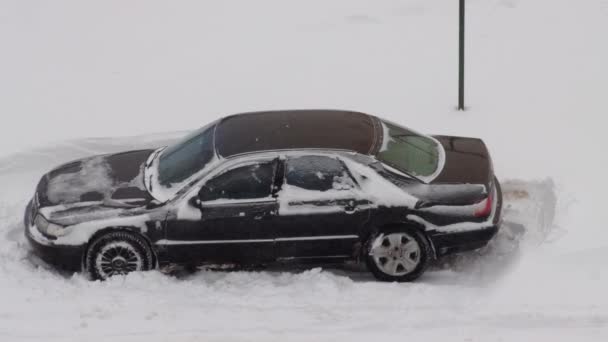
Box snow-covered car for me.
[24,110,502,281]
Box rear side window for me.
[200,162,276,201]
[285,156,355,191]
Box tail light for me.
[474,192,493,218]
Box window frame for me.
[157,121,218,187]
[281,154,360,193]
[373,118,443,183]
[198,158,280,203]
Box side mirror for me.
[145,199,162,209]
[198,185,213,202]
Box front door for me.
[164,159,279,265]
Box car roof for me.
[214,110,380,158]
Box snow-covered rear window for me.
[285,156,355,191]
[199,162,276,201]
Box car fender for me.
[365,221,437,260]
[82,226,159,270]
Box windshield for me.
[157,122,217,187]
[376,120,441,179]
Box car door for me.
[274,155,371,259]
[164,159,280,265]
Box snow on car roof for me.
[214,110,380,158]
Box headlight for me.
[34,214,67,238]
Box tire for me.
[365,228,431,282]
[85,231,154,280]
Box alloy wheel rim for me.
[369,232,421,276]
[95,241,143,279]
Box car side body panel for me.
[163,200,278,264]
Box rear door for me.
[274,155,371,259]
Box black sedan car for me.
[25,110,502,281]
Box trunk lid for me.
[432,135,493,187]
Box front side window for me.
[158,122,217,187]
[199,162,276,202]
[376,120,441,179]
[285,155,355,192]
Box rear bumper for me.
[24,199,84,272]
[420,178,503,257]
[429,225,499,257]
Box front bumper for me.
[24,199,84,272]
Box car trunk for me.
[431,135,493,188]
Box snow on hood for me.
[36,149,154,208]
[38,202,143,226]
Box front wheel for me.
[366,229,431,282]
[85,231,155,280]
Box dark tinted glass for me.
[200,162,275,201]
[158,123,216,187]
[376,121,440,178]
[215,110,375,157]
[285,156,354,191]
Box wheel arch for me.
[81,226,158,271]
[364,220,437,260]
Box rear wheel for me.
[85,231,154,280]
[366,228,431,282]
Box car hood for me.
[38,202,147,226]
[431,135,493,187]
[36,149,156,209]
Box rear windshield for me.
[376,120,440,179]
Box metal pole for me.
[458,0,465,110]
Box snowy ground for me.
[1,0,607,341]
[0,136,599,342]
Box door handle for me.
[344,206,357,214]
[343,199,358,214]
[254,211,274,220]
